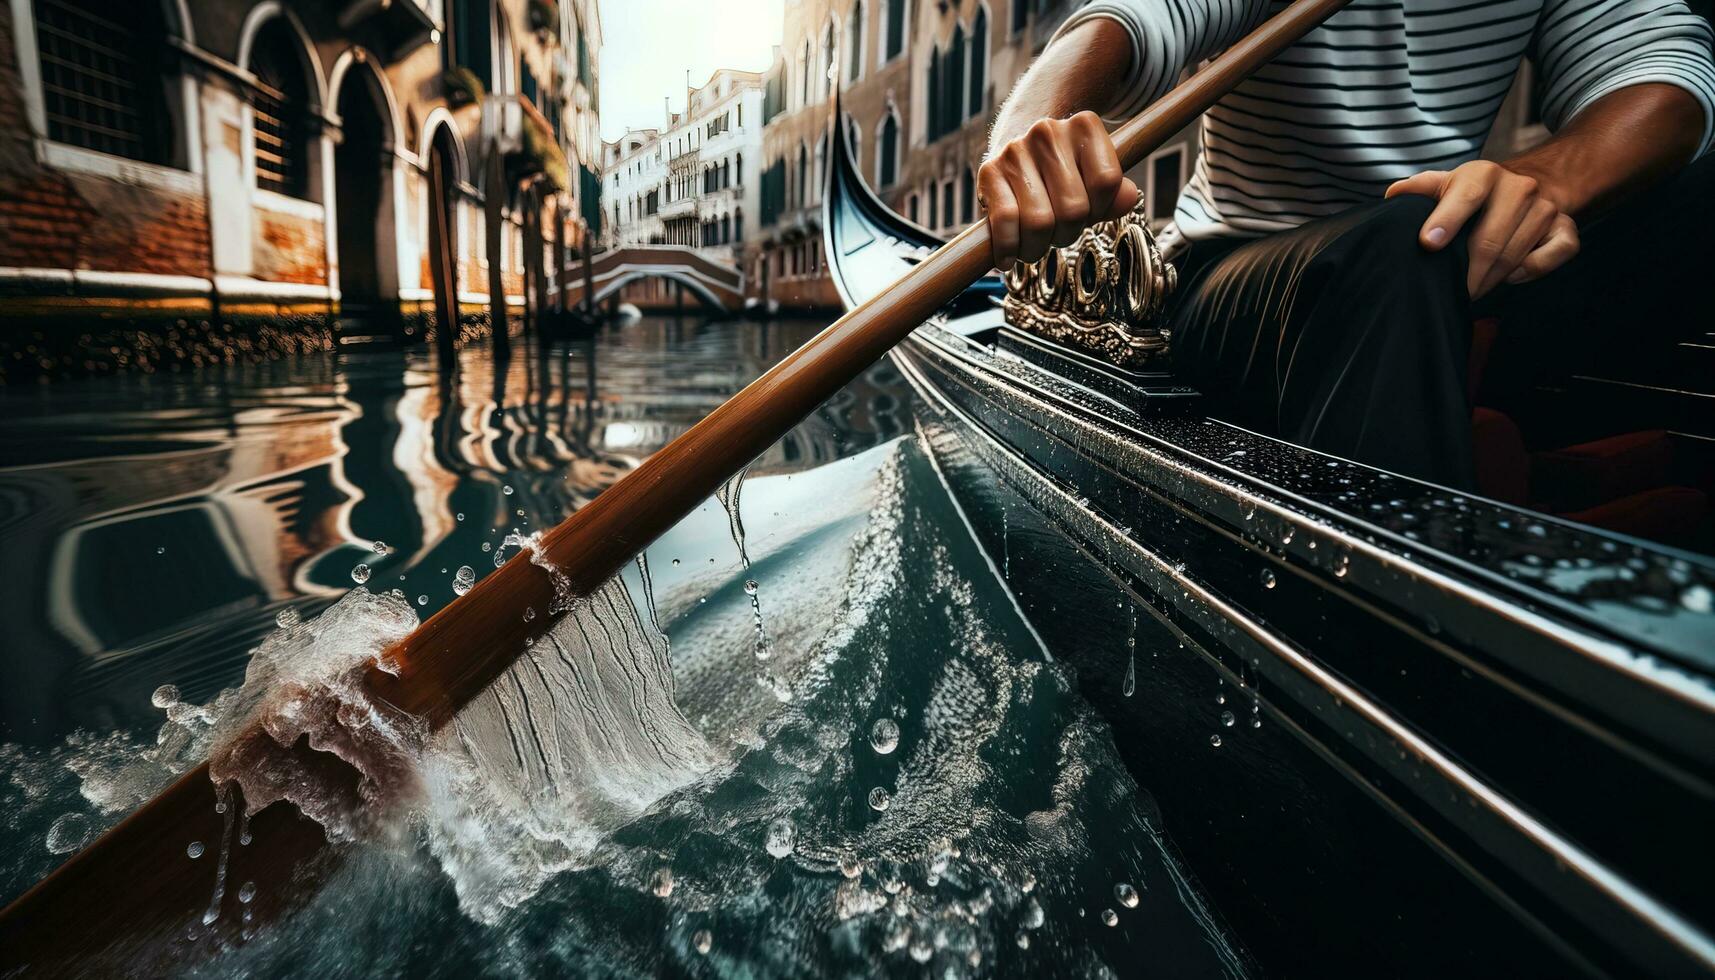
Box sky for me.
[597,0,787,142]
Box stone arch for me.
[236,2,328,110]
[593,271,729,312]
[326,48,403,152]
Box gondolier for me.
[980,0,1715,488]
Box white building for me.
[602,68,765,262]
[604,128,665,248]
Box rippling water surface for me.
[0,317,1246,977]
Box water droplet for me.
[764,817,796,858]
[372,540,387,554]
[452,565,476,596]
[1333,553,1350,578]
[274,607,299,628]
[867,787,891,812]
[1209,734,1223,748]
[1016,932,1031,949]
[1251,717,1263,729]
[649,866,674,897]
[1122,654,1136,697]
[1100,908,1118,927]
[187,841,205,859]
[1260,570,1277,590]
[692,928,712,955]
[155,546,166,555]
[1115,882,1139,908]
[523,606,536,622]
[1681,584,1713,615]
[1220,710,1235,727]
[1020,871,1036,894]
[151,684,180,709]
[416,595,428,607]
[1022,898,1045,929]
[869,718,900,754]
[238,881,256,904]
[743,579,759,596]
[456,512,465,522]
[351,563,371,584]
[502,485,514,496]
[671,558,681,566]
[46,813,89,854]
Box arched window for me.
[942,177,955,227]
[734,206,744,242]
[721,214,731,243]
[969,7,988,119]
[250,19,313,199]
[796,143,808,208]
[877,112,899,188]
[883,0,906,62]
[735,151,743,185]
[960,167,975,224]
[926,181,937,230]
[33,0,175,165]
[847,1,864,82]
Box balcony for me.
[658,196,697,221]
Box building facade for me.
[0,0,602,381]
[600,69,764,260]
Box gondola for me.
[824,118,1715,976]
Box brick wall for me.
[0,5,212,282]
[255,207,328,285]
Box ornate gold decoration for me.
[1002,199,1176,370]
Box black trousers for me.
[1166,153,1715,491]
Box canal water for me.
[0,317,1246,977]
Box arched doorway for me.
[333,64,393,321]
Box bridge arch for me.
[592,270,729,311]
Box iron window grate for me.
[33,0,168,164]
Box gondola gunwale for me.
[898,346,1713,974]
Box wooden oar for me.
[0,0,1351,969]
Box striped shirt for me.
[1056,0,1715,250]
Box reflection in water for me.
[0,317,908,746]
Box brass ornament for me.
[1002,198,1177,369]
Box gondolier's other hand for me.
[980,19,1140,269]
[1385,83,1704,299]
[1385,162,1579,299]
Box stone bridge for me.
[563,246,744,313]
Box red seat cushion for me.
[1472,407,1529,505]
[1531,430,1675,513]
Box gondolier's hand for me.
[980,111,1141,269]
[1386,161,1579,299]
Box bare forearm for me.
[990,18,1136,154]
[1506,83,1704,219]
